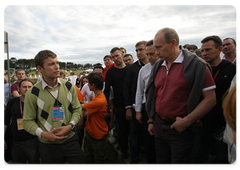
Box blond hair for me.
[223,84,236,131]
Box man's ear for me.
[171,39,177,47]
[218,46,223,53]
[37,65,43,73]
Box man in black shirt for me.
[192,36,236,163]
[4,78,40,163]
[104,47,130,159]
[123,41,148,163]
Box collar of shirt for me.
[162,50,184,67]
[138,60,145,66]
[223,56,236,64]
[41,78,61,90]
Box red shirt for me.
[154,54,215,119]
[11,81,19,93]
[103,63,115,82]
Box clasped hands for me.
[41,125,72,142]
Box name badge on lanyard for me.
[46,85,64,121]
[52,107,65,121]
[17,119,24,130]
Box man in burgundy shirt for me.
[146,28,216,163]
[11,69,26,97]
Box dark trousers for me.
[142,104,156,163]
[4,125,12,162]
[192,121,228,163]
[77,128,85,147]
[115,105,129,154]
[39,134,84,164]
[129,108,143,162]
[112,113,119,138]
[84,131,108,163]
[154,114,195,163]
[11,137,40,163]
[76,117,87,147]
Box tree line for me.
[4,59,101,70]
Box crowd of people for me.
[4,27,236,164]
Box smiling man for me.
[5,78,39,163]
[22,50,84,164]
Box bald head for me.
[154,27,181,62]
[155,27,179,46]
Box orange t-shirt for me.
[84,93,108,139]
[75,85,85,102]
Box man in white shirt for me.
[222,38,236,64]
[135,40,159,163]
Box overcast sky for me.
[4,4,236,66]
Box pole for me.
[4,31,11,99]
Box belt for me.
[158,114,175,125]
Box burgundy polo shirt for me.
[11,81,19,93]
[154,52,215,119]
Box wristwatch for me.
[69,123,75,130]
[147,120,154,125]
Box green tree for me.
[83,63,92,69]
[59,62,66,69]
[25,70,30,77]
[93,63,102,67]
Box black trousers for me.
[115,105,129,154]
[129,108,143,162]
[39,134,84,164]
[192,121,228,163]
[141,104,156,163]
[12,137,40,163]
[154,114,195,163]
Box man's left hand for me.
[53,125,72,137]
[125,109,132,121]
[170,117,188,133]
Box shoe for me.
[121,152,128,159]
